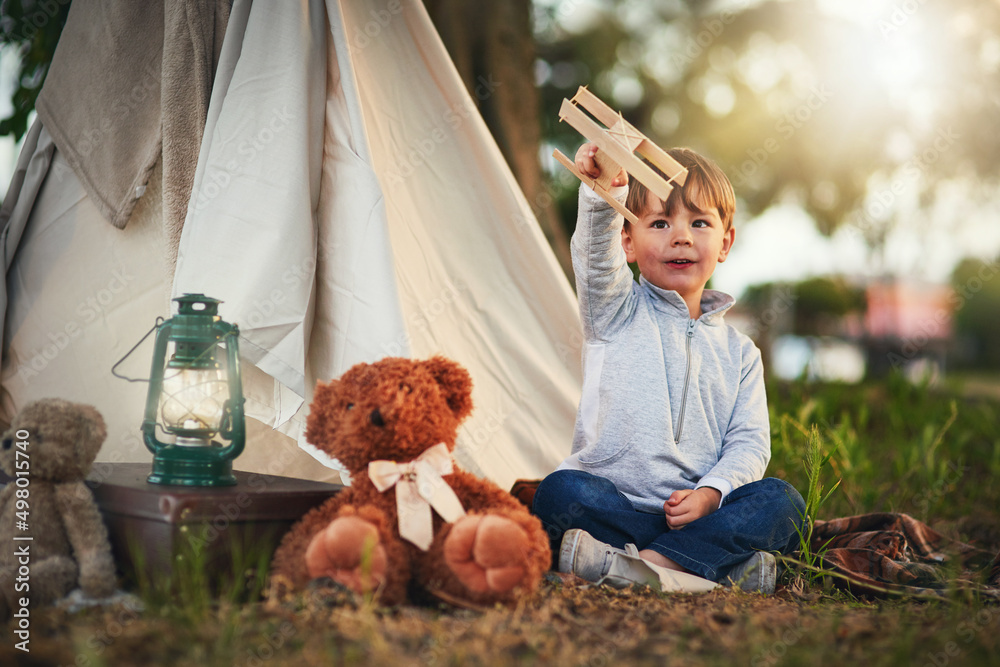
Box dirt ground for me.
[6,572,1000,667]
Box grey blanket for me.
[35,0,229,262]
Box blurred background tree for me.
[950,256,1000,370]
[0,0,69,141]
[425,0,573,275]
[790,277,866,336]
[743,276,865,336]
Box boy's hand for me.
[574,143,628,187]
[664,487,722,529]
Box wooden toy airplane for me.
[552,86,688,225]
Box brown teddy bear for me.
[269,356,551,606]
[0,399,117,619]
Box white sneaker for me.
[557,529,659,589]
[725,551,777,594]
[558,529,718,593]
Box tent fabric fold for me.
[173,0,328,401]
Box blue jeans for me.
[531,470,806,582]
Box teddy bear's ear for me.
[423,356,473,421]
[79,405,107,444]
[313,378,337,401]
[76,404,107,464]
[306,379,338,441]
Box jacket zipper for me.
[674,319,696,444]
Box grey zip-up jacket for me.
[557,185,771,514]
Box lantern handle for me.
[111,317,165,383]
[212,324,245,461]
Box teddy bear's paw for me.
[443,514,531,594]
[79,553,118,599]
[304,516,388,595]
[79,572,117,600]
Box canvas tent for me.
[0,0,583,489]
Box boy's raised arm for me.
[571,144,638,342]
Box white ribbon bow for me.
[368,443,467,551]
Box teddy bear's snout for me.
[369,408,386,427]
[1,437,11,450]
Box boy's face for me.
[622,189,735,307]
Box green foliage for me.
[768,372,998,526]
[768,373,1000,599]
[0,0,71,140]
[794,276,866,320]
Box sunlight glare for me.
[874,40,924,89]
[816,0,893,25]
[816,1,945,124]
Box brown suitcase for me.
[84,463,342,589]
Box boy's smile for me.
[622,190,735,319]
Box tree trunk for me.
[424,0,573,279]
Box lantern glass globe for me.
[159,366,228,438]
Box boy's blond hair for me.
[624,148,735,232]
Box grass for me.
[766,372,1000,545]
[782,418,841,585]
[3,372,999,666]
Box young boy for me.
[532,143,805,593]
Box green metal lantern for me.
[143,294,245,486]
